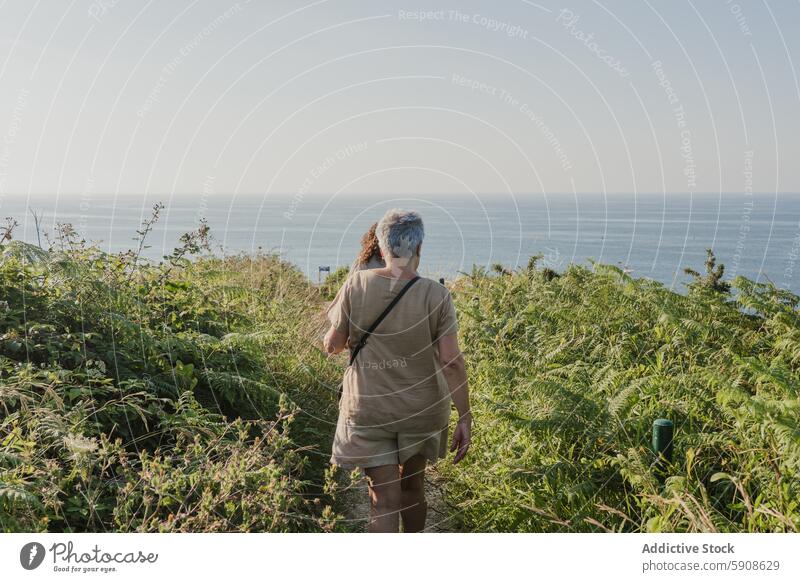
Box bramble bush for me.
[0,213,343,532]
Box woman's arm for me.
[437,333,472,463]
[324,276,351,355]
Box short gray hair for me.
[376,209,425,259]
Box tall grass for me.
[0,220,343,532]
[439,258,800,532]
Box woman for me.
[325,223,385,317]
[323,209,472,533]
[352,222,385,273]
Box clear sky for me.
[0,0,798,198]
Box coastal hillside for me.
[2,220,799,532]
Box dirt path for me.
[339,466,460,532]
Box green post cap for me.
[652,418,674,463]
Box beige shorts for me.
[330,415,449,469]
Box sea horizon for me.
[3,191,800,293]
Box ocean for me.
[3,192,800,293]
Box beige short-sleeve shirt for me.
[328,271,458,433]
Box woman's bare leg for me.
[399,454,427,532]
[363,464,401,533]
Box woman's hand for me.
[450,414,472,464]
[323,325,347,355]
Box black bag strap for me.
[348,276,421,366]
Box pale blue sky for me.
[0,0,798,197]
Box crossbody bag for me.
[337,275,421,401]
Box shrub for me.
[1,220,342,532]
[439,261,800,532]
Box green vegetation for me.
[0,216,343,532]
[439,257,800,532]
[2,208,798,533]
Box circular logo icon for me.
[20,542,46,570]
